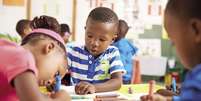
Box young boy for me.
[113,19,138,84]
[60,23,71,44]
[0,15,70,101]
[141,0,201,101]
[67,7,125,95]
[16,19,32,39]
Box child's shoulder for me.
[192,64,201,80]
[105,45,120,54]
[107,45,119,51]
[0,39,35,69]
[66,43,86,53]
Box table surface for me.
[60,84,164,101]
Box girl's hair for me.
[166,0,201,20]
[21,15,66,57]
[31,15,61,33]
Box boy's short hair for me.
[87,7,118,24]
[60,24,70,37]
[16,19,31,35]
[118,20,129,38]
[60,24,70,33]
[166,0,201,20]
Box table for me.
[60,84,164,101]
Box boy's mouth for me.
[90,49,97,53]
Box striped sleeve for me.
[109,47,126,74]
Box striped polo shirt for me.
[67,45,125,85]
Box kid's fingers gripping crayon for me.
[54,73,61,92]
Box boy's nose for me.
[91,40,99,47]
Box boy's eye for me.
[87,34,93,38]
[99,39,106,42]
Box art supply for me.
[96,93,120,98]
[71,95,92,99]
[148,80,155,96]
[172,77,177,93]
[128,87,133,94]
[54,74,61,92]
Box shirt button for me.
[89,61,92,64]
[89,55,92,58]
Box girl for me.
[0,15,70,101]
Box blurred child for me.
[67,7,125,95]
[141,0,201,101]
[16,19,32,39]
[0,15,70,101]
[113,19,138,84]
[60,23,71,44]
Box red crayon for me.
[149,80,155,96]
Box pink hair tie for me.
[22,28,66,53]
[31,28,65,45]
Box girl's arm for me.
[14,71,71,101]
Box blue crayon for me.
[172,77,177,93]
[54,74,61,92]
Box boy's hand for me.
[51,90,71,101]
[140,94,167,101]
[75,81,96,95]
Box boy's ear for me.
[111,34,117,43]
[44,42,55,54]
[190,19,201,43]
[84,26,86,30]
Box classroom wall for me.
[0,0,27,36]
[31,0,72,25]
[0,0,72,37]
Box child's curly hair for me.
[21,15,66,61]
[30,15,61,34]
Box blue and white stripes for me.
[67,45,125,85]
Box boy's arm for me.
[14,71,71,101]
[94,72,123,92]
[75,72,123,94]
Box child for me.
[0,15,70,101]
[113,19,138,84]
[16,19,32,39]
[141,0,201,101]
[67,7,125,95]
[60,23,71,44]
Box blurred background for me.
[0,0,185,84]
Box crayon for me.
[54,74,61,92]
[172,77,177,93]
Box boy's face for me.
[62,33,70,44]
[85,19,117,57]
[164,12,198,69]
